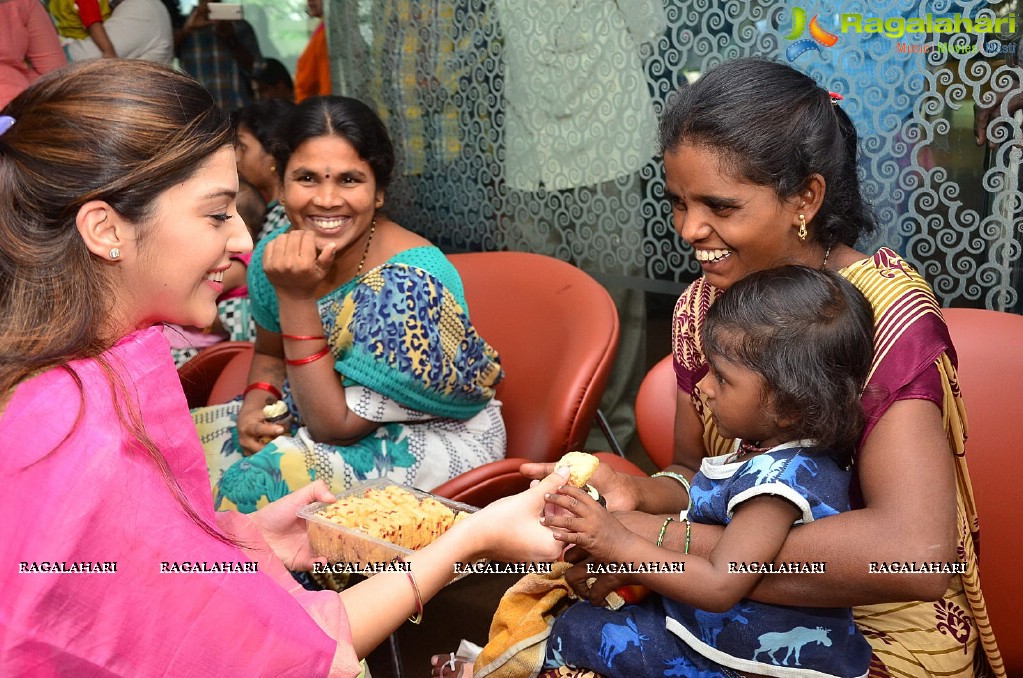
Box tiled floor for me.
[366,292,675,677]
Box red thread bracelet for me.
[282,334,326,341]
[244,382,283,400]
[285,346,331,366]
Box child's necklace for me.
[732,439,771,462]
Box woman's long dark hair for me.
[660,57,875,249]
[271,95,395,190]
[1,59,236,543]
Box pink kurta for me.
[0,327,361,676]
[0,0,67,109]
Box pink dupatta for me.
[0,328,361,676]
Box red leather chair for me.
[942,307,1023,674]
[177,341,255,408]
[431,252,620,506]
[632,353,676,470]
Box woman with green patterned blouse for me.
[194,96,505,512]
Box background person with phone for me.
[175,0,263,111]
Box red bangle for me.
[282,334,327,341]
[244,382,283,400]
[285,346,331,366]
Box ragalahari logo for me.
[785,7,840,61]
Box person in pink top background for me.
[0,0,67,109]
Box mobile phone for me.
[207,3,243,21]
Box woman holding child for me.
[519,57,1002,677]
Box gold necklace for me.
[355,219,376,277]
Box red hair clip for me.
[828,91,844,104]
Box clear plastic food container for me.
[297,478,479,567]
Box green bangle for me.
[682,517,692,554]
[656,517,674,547]
[652,471,692,510]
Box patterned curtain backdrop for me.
[325,0,1023,310]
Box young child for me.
[542,265,875,678]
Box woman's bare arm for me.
[627,389,708,513]
[274,295,377,445]
[262,231,378,445]
[87,22,118,58]
[236,326,290,453]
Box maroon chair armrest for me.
[431,451,647,507]
[431,457,535,507]
[207,345,255,405]
[432,454,651,508]
[177,341,255,408]
[593,452,649,478]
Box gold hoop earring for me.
[797,214,807,241]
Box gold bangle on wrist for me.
[402,562,423,624]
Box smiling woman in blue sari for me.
[194,95,505,512]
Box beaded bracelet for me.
[284,346,331,366]
[282,334,326,341]
[656,517,674,547]
[651,470,690,495]
[243,382,283,401]
[681,517,692,554]
[651,471,692,511]
[404,564,424,624]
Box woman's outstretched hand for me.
[456,467,572,564]
[250,479,336,571]
[519,460,637,513]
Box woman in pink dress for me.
[0,59,566,676]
